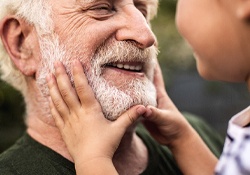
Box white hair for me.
[0,0,53,96]
[0,0,158,97]
[147,0,159,21]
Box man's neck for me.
[26,115,148,175]
[114,132,148,175]
[26,116,73,160]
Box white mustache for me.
[36,36,157,120]
[90,40,157,77]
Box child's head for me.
[175,0,250,86]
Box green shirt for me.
[0,113,223,175]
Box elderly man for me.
[0,0,223,174]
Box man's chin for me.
[103,107,144,122]
[87,69,157,122]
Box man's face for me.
[37,0,158,120]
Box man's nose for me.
[115,6,156,49]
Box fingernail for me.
[143,106,153,118]
[46,74,52,82]
[72,60,77,66]
[54,61,62,69]
[137,106,146,115]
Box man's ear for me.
[236,0,250,20]
[0,16,37,77]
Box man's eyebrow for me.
[78,0,96,3]
[134,0,153,4]
[76,0,97,7]
[134,0,145,4]
[134,0,157,7]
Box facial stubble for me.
[37,37,157,120]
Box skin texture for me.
[4,0,250,174]
[48,61,217,175]
[48,0,250,174]
[176,0,250,85]
[0,0,158,174]
[47,60,148,174]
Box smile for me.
[105,62,143,72]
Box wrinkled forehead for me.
[80,0,157,4]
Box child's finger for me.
[72,60,97,107]
[49,97,65,129]
[153,62,166,92]
[143,105,166,124]
[54,61,81,110]
[153,62,172,109]
[153,62,179,111]
[47,74,70,120]
[115,105,146,130]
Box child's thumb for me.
[143,106,164,124]
[116,105,146,129]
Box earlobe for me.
[0,16,36,76]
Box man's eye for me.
[136,5,148,18]
[89,5,114,15]
[139,9,147,18]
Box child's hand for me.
[46,60,146,173]
[143,62,193,147]
[143,62,217,175]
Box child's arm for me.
[47,60,146,175]
[143,63,218,175]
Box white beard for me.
[86,70,157,120]
[36,36,157,120]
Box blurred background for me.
[0,0,249,153]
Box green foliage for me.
[152,0,196,87]
[0,80,25,152]
[158,0,177,15]
[0,80,25,123]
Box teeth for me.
[117,64,124,69]
[135,65,142,71]
[111,63,142,71]
[124,65,130,69]
[129,65,135,70]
